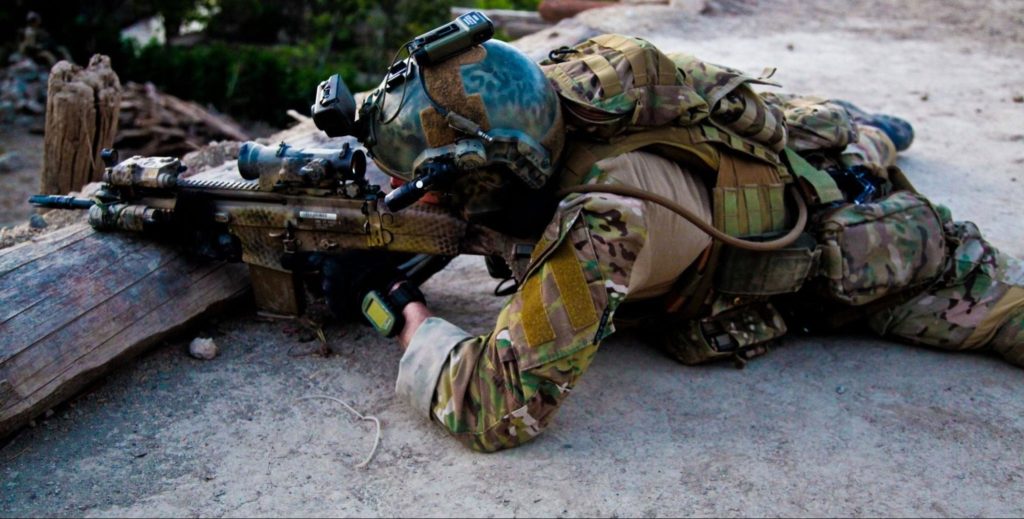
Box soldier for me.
[352,36,1024,451]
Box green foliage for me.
[3,0,543,126]
[119,39,360,126]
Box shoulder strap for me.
[782,148,844,205]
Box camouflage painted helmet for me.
[360,40,564,190]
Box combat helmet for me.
[358,39,565,213]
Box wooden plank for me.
[0,236,169,349]
[0,222,93,274]
[2,243,206,395]
[0,262,249,436]
[0,231,163,327]
[0,223,250,439]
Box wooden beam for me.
[0,222,250,438]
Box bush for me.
[111,0,544,127]
[119,40,361,127]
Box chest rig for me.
[541,34,866,366]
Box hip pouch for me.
[656,300,787,367]
[816,191,947,306]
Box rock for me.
[28,214,47,229]
[669,0,707,15]
[188,337,218,360]
[0,151,23,173]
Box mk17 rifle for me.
[28,11,536,331]
[30,138,531,318]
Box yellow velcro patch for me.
[549,243,599,331]
[520,273,556,348]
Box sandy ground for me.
[3,1,1024,517]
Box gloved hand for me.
[319,250,411,321]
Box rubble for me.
[115,82,250,158]
[0,151,24,173]
[0,58,49,126]
[28,214,47,229]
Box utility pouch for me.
[816,191,947,306]
[657,300,786,366]
[761,93,858,152]
[714,233,820,296]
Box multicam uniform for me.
[356,33,1023,451]
[397,151,711,451]
[395,105,1024,453]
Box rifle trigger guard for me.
[363,198,394,247]
[270,221,299,255]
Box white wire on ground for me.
[296,395,382,469]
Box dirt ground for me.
[3,0,1024,517]
[0,128,43,228]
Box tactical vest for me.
[541,34,934,366]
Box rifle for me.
[29,141,530,318]
[27,14,533,321]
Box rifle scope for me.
[237,141,366,185]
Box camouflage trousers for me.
[867,220,1024,366]
[769,94,1024,366]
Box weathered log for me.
[0,221,250,439]
[40,55,121,195]
[537,0,615,23]
[0,118,344,440]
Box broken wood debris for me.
[115,82,250,158]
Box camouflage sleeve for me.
[396,191,648,452]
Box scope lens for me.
[351,150,366,178]
[237,142,261,180]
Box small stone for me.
[920,93,930,102]
[836,385,847,394]
[667,0,707,15]
[0,152,22,173]
[1013,95,1024,104]
[29,214,47,229]
[188,337,218,360]
[786,43,795,51]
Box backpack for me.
[540,34,709,140]
[540,34,788,154]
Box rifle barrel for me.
[28,195,95,210]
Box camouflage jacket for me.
[395,93,1024,451]
[396,151,707,451]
